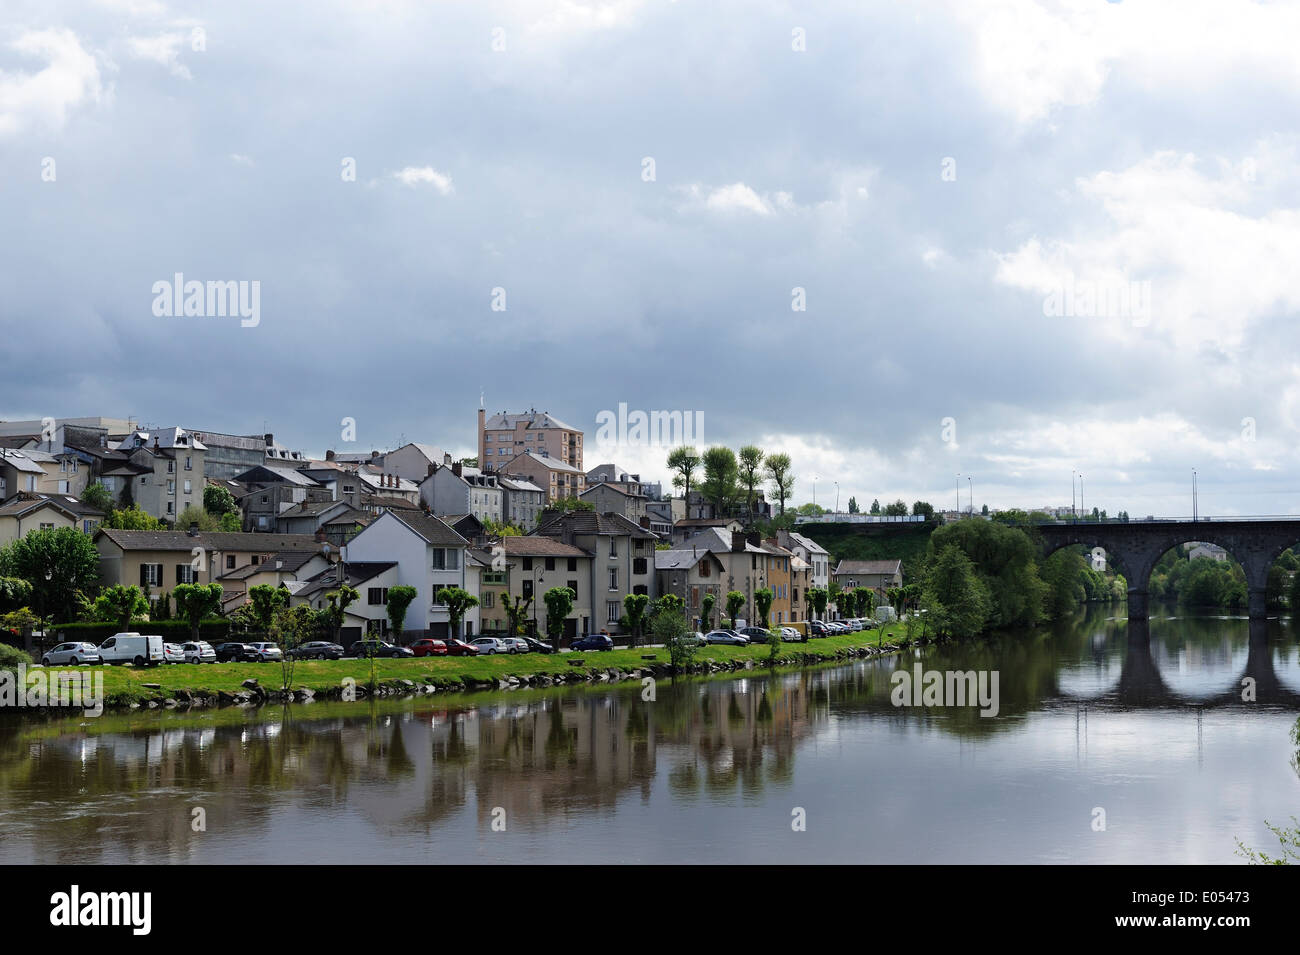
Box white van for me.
[98,632,166,667]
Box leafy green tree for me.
[247,584,289,633]
[171,582,224,642]
[385,585,418,638]
[737,445,765,522]
[754,587,773,628]
[763,453,795,515]
[725,590,746,628]
[847,496,859,514]
[870,499,881,515]
[203,483,238,516]
[922,545,993,638]
[176,504,220,532]
[548,497,595,512]
[439,586,479,639]
[701,447,740,517]
[795,502,826,516]
[649,594,693,668]
[0,577,32,614]
[700,592,716,630]
[808,586,828,619]
[81,481,114,513]
[928,519,1048,629]
[104,505,165,530]
[884,499,908,516]
[623,592,649,647]
[0,527,101,625]
[667,446,701,515]
[323,585,360,642]
[155,590,172,620]
[911,501,935,521]
[91,584,150,630]
[838,587,855,619]
[501,593,533,636]
[854,588,875,619]
[542,586,574,646]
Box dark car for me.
[739,626,775,644]
[571,634,614,652]
[290,641,344,660]
[348,639,414,659]
[521,636,555,654]
[808,621,830,638]
[215,642,260,663]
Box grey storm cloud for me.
[3,0,1300,516]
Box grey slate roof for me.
[386,511,470,548]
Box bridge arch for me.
[1036,520,1300,621]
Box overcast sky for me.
[2,0,1298,517]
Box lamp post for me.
[956,473,961,519]
[967,476,973,516]
[1079,474,1084,520]
[1192,469,1198,522]
[1072,469,1077,521]
[834,482,840,516]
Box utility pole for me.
[956,473,961,519]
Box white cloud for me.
[994,147,1300,349]
[0,29,103,137]
[126,32,191,80]
[229,153,254,166]
[393,165,454,194]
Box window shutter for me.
[140,564,148,586]
[176,565,184,584]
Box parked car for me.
[705,630,749,646]
[162,643,187,664]
[808,621,830,638]
[180,641,217,664]
[780,627,804,642]
[289,641,344,660]
[469,637,510,655]
[98,632,166,666]
[246,641,284,662]
[40,642,102,666]
[739,626,775,644]
[500,637,530,654]
[520,636,555,654]
[571,634,614,651]
[677,631,708,647]
[349,640,413,659]
[440,637,480,656]
[215,642,260,663]
[410,638,448,657]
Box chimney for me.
[427,463,435,478]
[370,450,379,460]
[187,522,199,537]
[326,449,335,461]
[747,532,761,547]
[731,531,746,552]
[452,461,462,478]
[264,433,274,447]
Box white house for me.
[342,510,480,638]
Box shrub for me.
[0,642,33,668]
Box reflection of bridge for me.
[1037,518,1300,620]
[1103,618,1300,709]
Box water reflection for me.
[0,606,1296,863]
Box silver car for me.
[182,641,217,664]
[500,637,530,654]
[40,642,103,666]
[246,641,284,662]
[470,637,509,655]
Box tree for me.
[763,453,795,515]
[838,587,855,619]
[928,519,1048,629]
[0,527,101,625]
[104,505,165,530]
[847,496,859,514]
[91,585,149,631]
[883,499,908,516]
[911,501,935,521]
[542,586,574,646]
[700,592,716,630]
[922,545,993,638]
[247,584,289,633]
[854,588,875,620]
[171,582,224,642]
[1290,570,1300,615]
[203,484,238,517]
[700,446,740,517]
[754,587,773,628]
[723,589,746,627]
[385,585,418,639]
[649,594,694,669]
[666,446,701,515]
[737,446,765,523]
[623,593,649,647]
[808,586,828,620]
[176,504,220,532]
[548,497,595,512]
[81,481,114,513]
[501,593,533,637]
[439,587,479,639]
[870,499,881,515]
[0,577,32,614]
[323,585,360,642]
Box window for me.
[226,554,236,569]
[633,584,648,596]
[483,591,494,609]
[607,601,620,623]
[691,586,699,607]
[634,538,644,551]
[185,456,192,470]
[633,557,647,575]
[432,586,448,606]
[545,557,555,571]
[522,557,533,571]
[251,554,261,565]
[261,495,269,504]
[432,548,459,570]
[522,580,534,599]
[140,563,163,587]
[183,480,192,495]
[609,537,618,558]
[176,565,196,584]
[343,484,355,494]
[40,522,55,531]
[58,481,69,494]
[167,460,175,473]
[166,501,175,515]
[482,571,505,585]
[60,459,68,472]
[367,587,388,605]
[567,557,577,572]
[608,568,618,591]
[567,579,578,596]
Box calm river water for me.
[2,607,1298,864]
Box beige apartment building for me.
[478,408,583,474]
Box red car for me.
[410,638,479,657]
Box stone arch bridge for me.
[1036,518,1300,620]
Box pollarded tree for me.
[764,453,795,516]
[700,592,716,631]
[667,446,701,516]
[725,590,746,628]
[171,582,225,642]
[542,586,574,647]
[738,446,765,523]
[91,585,150,631]
[623,592,649,647]
[324,585,360,642]
[501,593,533,636]
[385,585,418,639]
[439,587,479,640]
[700,446,740,517]
[838,587,855,620]
[754,587,773,628]
[247,584,289,634]
[808,586,828,620]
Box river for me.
[2,607,1297,864]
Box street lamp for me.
[956,473,961,519]
[967,476,973,516]
[834,482,840,515]
[1192,469,1198,522]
